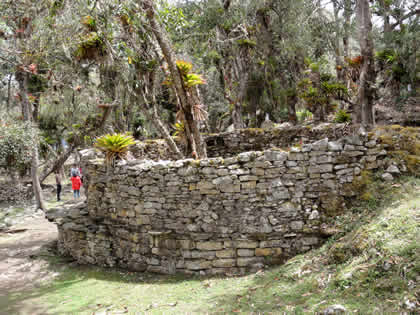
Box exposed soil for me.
[0,214,58,292]
[0,183,84,314]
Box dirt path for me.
[0,204,61,314]
[0,214,58,292]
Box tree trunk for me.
[356,0,376,127]
[149,104,185,160]
[137,91,185,160]
[343,0,352,90]
[378,0,391,45]
[287,94,298,125]
[343,0,352,60]
[333,0,344,81]
[16,71,46,210]
[143,0,207,159]
[233,69,247,129]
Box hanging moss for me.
[74,32,107,61]
[81,15,97,31]
[236,39,257,47]
[49,0,64,17]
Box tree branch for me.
[390,9,420,30]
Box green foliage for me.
[309,62,319,72]
[158,0,190,36]
[81,15,97,31]
[205,50,222,63]
[375,49,397,64]
[49,0,64,17]
[236,39,257,47]
[183,71,205,87]
[321,81,348,99]
[334,109,352,123]
[175,60,193,76]
[298,64,348,118]
[172,122,185,137]
[0,121,37,172]
[296,109,313,122]
[74,32,106,60]
[164,60,206,88]
[94,133,136,163]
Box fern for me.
[334,109,352,123]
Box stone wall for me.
[0,181,32,204]
[47,131,391,275]
[131,123,357,160]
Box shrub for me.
[0,121,37,173]
[296,109,313,122]
[334,109,352,123]
[94,133,136,164]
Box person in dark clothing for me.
[55,171,62,201]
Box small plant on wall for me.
[94,133,136,165]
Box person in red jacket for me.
[71,175,82,199]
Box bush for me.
[334,109,352,123]
[94,133,136,164]
[0,121,37,173]
[296,109,313,122]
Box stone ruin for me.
[46,123,407,275]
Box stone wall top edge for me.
[87,131,374,171]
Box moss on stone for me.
[245,128,265,135]
[351,170,373,194]
[320,194,346,216]
[376,125,420,174]
[189,160,201,167]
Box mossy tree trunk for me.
[16,70,46,210]
[356,0,376,127]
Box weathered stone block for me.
[308,164,333,174]
[213,259,236,268]
[220,184,241,193]
[264,150,288,162]
[197,181,215,190]
[290,221,304,231]
[186,260,212,270]
[240,175,258,181]
[272,188,290,200]
[237,257,263,267]
[288,153,306,161]
[237,249,255,256]
[251,168,265,176]
[328,141,343,151]
[196,241,224,251]
[137,215,151,225]
[255,248,283,257]
[191,251,216,259]
[241,181,257,189]
[236,240,259,248]
[302,237,319,245]
[216,249,235,258]
[312,138,328,151]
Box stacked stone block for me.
[48,131,390,275]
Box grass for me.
[1,176,419,314]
